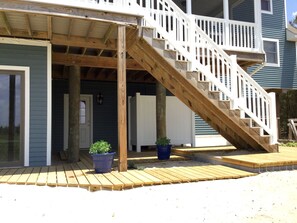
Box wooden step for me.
[249,126,264,136]
[197,81,210,91]
[208,91,221,100]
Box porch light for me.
[96,93,103,105]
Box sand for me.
[0,170,297,223]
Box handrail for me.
[193,15,260,52]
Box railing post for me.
[188,15,197,71]
[269,92,278,145]
[254,0,263,52]
[223,0,230,48]
[230,55,238,110]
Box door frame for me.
[63,94,93,150]
[0,65,30,166]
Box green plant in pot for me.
[89,140,115,173]
[155,137,171,160]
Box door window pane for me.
[80,100,86,124]
[0,74,21,163]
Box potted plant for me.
[89,140,115,173]
[155,137,171,160]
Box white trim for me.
[1,38,52,166]
[46,43,52,166]
[263,38,280,67]
[0,65,30,166]
[284,0,288,29]
[0,37,50,47]
[261,0,273,14]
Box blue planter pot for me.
[91,152,115,173]
[157,145,171,160]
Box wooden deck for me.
[172,146,297,172]
[211,146,297,172]
[0,152,256,191]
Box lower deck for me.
[174,146,297,173]
[0,151,255,191]
[1,146,297,191]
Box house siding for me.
[52,80,157,153]
[195,115,218,135]
[0,43,48,166]
[253,0,297,89]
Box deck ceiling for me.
[0,3,155,83]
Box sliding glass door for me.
[0,72,23,166]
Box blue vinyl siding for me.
[195,115,218,135]
[0,43,48,166]
[253,0,297,89]
[52,80,156,153]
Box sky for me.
[286,0,297,22]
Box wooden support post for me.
[68,65,81,163]
[117,25,127,172]
[156,82,167,139]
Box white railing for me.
[194,15,260,52]
[133,0,276,143]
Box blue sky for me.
[286,0,297,22]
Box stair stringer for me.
[127,28,278,153]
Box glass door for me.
[0,72,23,166]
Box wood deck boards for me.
[0,162,255,191]
[216,147,297,169]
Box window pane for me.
[264,41,278,64]
[80,100,86,124]
[0,74,21,162]
[261,0,271,11]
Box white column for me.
[223,0,230,48]
[223,0,229,19]
[269,92,278,145]
[254,0,263,51]
[186,0,192,15]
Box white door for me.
[64,94,93,150]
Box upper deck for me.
[0,0,265,76]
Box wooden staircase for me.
[127,27,278,153]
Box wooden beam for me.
[0,11,12,35]
[51,34,116,50]
[97,24,116,57]
[0,0,139,25]
[67,18,74,39]
[25,14,32,36]
[52,53,144,70]
[81,21,95,55]
[117,25,127,172]
[47,16,52,40]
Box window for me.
[263,39,279,66]
[261,0,273,14]
[0,72,23,166]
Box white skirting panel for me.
[195,135,231,147]
[128,93,195,152]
